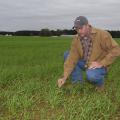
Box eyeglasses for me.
[72,26,83,31]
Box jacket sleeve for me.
[100,31,120,67]
[63,36,80,79]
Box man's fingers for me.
[58,79,64,88]
[88,66,102,69]
[88,67,96,69]
[58,83,61,88]
[88,65,94,69]
[88,65,97,69]
[58,81,62,88]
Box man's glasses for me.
[72,26,83,31]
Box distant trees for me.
[108,30,120,38]
[15,31,39,36]
[0,31,14,36]
[40,29,52,36]
[0,29,120,38]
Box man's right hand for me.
[57,77,66,88]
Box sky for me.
[0,0,120,31]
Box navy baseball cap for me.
[73,16,88,29]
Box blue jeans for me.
[64,51,107,86]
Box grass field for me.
[0,36,120,120]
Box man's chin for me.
[80,34,85,37]
[78,33,84,37]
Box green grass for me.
[0,36,120,120]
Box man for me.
[57,16,120,91]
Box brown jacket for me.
[64,27,120,79]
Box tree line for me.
[0,29,120,38]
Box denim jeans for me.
[64,51,107,86]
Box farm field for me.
[0,36,120,120]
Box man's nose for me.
[79,30,84,34]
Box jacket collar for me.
[91,26,97,34]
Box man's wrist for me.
[61,76,67,81]
[63,77,66,81]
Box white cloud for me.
[0,0,120,31]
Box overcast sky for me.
[0,0,120,31]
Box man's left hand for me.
[88,61,103,69]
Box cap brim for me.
[72,26,76,30]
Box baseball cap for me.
[73,16,88,29]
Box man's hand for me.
[88,61,103,69]
[57,77,66,88]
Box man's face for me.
[76,24,89,37]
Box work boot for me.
[95,84,104,92]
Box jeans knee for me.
[86,69,96,81]
[86,69,105,86]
